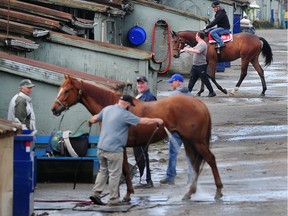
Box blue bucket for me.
[128,26,146,46]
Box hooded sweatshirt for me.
[170,84,192,96]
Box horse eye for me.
[64,89,70,94]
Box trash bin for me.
[13,130,36,216]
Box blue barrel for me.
[216,62,225,72]
[224,61,231,67]
[233,14,241,34]
[127,25,146,46]
[13,130,35,216]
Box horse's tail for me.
[259,37,273,67]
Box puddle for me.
[213,125,287,142]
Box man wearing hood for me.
[159,74,193,185]
[205,1,230,48]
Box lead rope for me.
[57,114,65,131]
[119,124,161,185]
[73,120,92,189]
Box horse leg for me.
[229,60,249,96]
[122,148,134,202]
[181,142,198,200]
[190,141,223,200]
[182,168,199,201]
[208,64,227,94]
[251,58,267,96]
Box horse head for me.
[51,75,82,116]
[171,31,186,58]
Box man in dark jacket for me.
[205,1,230,48]
[133,76,157,188]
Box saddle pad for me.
[208,33,233,44]
[63,130,78,157]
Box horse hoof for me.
[181,194,191,201]
[229,92,235,96]
[122,197,131,202]
[223,89,228,94]
[196,93,201,96]
[214,192,223,200]
[260,93,265,97]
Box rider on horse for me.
[205,1,230,48]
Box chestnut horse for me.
[51,75,223,201]
[171,30,273,96]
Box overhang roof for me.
[0,0,128,51]
[0,51,131,91]
[0,118,22,137]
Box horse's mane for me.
[64,76,125,108]
[82,80,122,106]
[178,30,197,34]
[173,30,198,47]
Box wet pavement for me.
[33,29,287,216]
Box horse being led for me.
[51,75,223,202]
[171,30,273,96]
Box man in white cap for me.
[8,79,36,131]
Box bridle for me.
[55,98,70,111]
[54,81,83,111]
[172,35,186,55]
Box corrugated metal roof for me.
[0,0,125,50]
[0,33,39,50]
[22,0,126,14]
[47,31,152,60]
[0,51,131,91]
[0,118,22,136]
[0,0,72,22]
[0,8,62,30]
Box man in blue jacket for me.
[133,76,157,188]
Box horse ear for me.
[64,75,71,80]
[171,30,176,36]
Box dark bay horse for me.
[51,75,223,201]
[171,31,273,96]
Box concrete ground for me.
[33,29,287,216]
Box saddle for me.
[48,130,89,157]
[208,33,233,44]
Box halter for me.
[172,36,186,55]
[55,98,70,111]
[54,81,83,111]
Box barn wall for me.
[123,1,206,74]
[25,35,158,96]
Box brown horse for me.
[51,75,223,201]
[171,30,273,96]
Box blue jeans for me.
[165,132,193,182]
[209,27,230,46]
